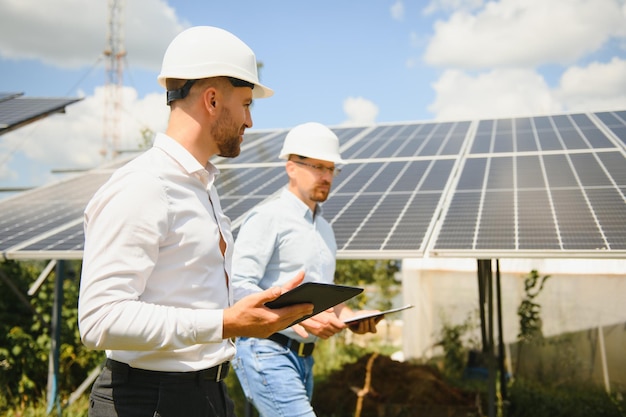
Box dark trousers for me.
[89,359,236,417]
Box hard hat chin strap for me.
[166,79,198,105]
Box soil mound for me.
[312,353,479,417]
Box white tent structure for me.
[401,258,626,388]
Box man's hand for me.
[299,309,346,339]
[223,272,313,339]
[345,310,383,334]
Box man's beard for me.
[212,106,241,158]
[310,185,330,203]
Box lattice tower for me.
[101,0,125,160]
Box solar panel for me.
[0,92,23,103]
[1,110,625,260]
[0,94,82,134]
[0,172,111,258]
[326,159,454,255]
[593,110,626,149]
[432,113,626,257]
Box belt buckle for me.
[215,362,223,382]
[297,342,305,357]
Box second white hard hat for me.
[157,26,273,99]
[279,122,344,164]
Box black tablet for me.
[265,282,363,327]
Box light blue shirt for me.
[232,187,337,342]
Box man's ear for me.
[202,87,218,113]
[285,160,297,179]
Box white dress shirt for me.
[78,133,235,372]
[231,187,337,343]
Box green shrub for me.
[508,379,625,417]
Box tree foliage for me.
[0,260,104,412]
[334,259,401,311]
[437,311,480,381]
[517,269,550,343]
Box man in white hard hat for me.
[78,26,313,417]
[231,122,382,417]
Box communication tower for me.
[102,0,125,159]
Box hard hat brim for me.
[279,151,345,165]
[251,82,273,99]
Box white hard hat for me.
[279,122,344,164]
[157,26,273,100]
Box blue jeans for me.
[233,337,316,417]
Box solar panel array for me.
[0,110,624,260]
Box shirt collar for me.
[153,133,219,177]
[281,187,323,221]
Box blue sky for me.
[1,0,625,193]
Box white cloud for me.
[424,0,626,69]
[0,0,106,67]
[0,0,187,71]
[423,0,484,16]
[391,0,405,21]
[428,57,626,120]
[0,151,18,182]
[428,68,561,120]
[556,57,626,112]
[341,97,379,126]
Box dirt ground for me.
[312,353,481,417]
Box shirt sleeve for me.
[78,170,223,351]
[231,208,279,302]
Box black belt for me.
[267,333,315,357]
[105,358,229,382]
